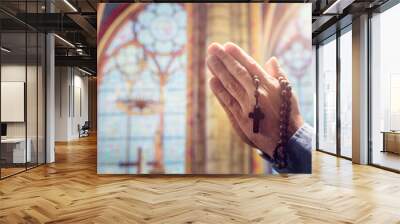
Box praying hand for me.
[207,42,312,173]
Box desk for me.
[382,131,400,154]
[1,138,31,163]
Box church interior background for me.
[97,3,313,174]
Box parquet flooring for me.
[1,167,26,178]
[1,135,400,223]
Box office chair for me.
[79,121,90,138]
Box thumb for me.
[264,57,289,81]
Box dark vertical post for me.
[44,15,47,164]
[336,28,341,157]
[25,0,28,171]
[316,44,319,150]
[367,11,373,164]
[36,0,39,167]
[0,23,2,179]
[72,68,75,118]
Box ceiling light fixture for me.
[54,34,75,48]
[78,67,93,76]
[322,0,354,15]
[1,47,11,53]
[63,0,78,12]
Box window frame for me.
[315,24,353,160]
[367,0,400,173]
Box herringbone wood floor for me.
[1,135,400,224]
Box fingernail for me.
[223,42,235,48]
[207,43,223,55]
[271,56,280,68]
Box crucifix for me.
[248,75,265,133]
[249,106,264,133]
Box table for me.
[381,131,400,154]
[1,138,31,163]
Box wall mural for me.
[97,3,312,174]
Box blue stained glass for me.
[98,3,187,174]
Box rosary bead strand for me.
[273,76,292,169]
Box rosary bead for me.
[281,90,287,96]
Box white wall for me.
[55,67,89,141]
[55,66,69,141]
[1,64,46,164]
[1,65,37,138]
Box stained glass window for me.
[274,8,314,126]
[98,3,187,174]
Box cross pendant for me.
[248,105,265,133]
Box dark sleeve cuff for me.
[258,123,313,174]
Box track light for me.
[63,0,78,12]
[1,47,11,53]
[323,0,354,15]
[78,67,94,76]
[54,34,75,48]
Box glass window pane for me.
[27,31,38,169]
[340,29,352,158]
[318,37,337,154]
[371,4,400,171]
[0,0,46,179]
[1,30,27,177]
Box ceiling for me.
[0,0,393,75]
[311,0,390,43]
[0,0,97,74]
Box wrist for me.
[288,114,304,139]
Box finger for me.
[264,56,289,81]
[209,77,243,124]
[209,77,255,147]
[265,57,302,115]
[207,55,247,111]
[220,99,256,148]
[207,43,254,95]
[223,42,276,90]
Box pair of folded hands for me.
[207,42,304,157]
